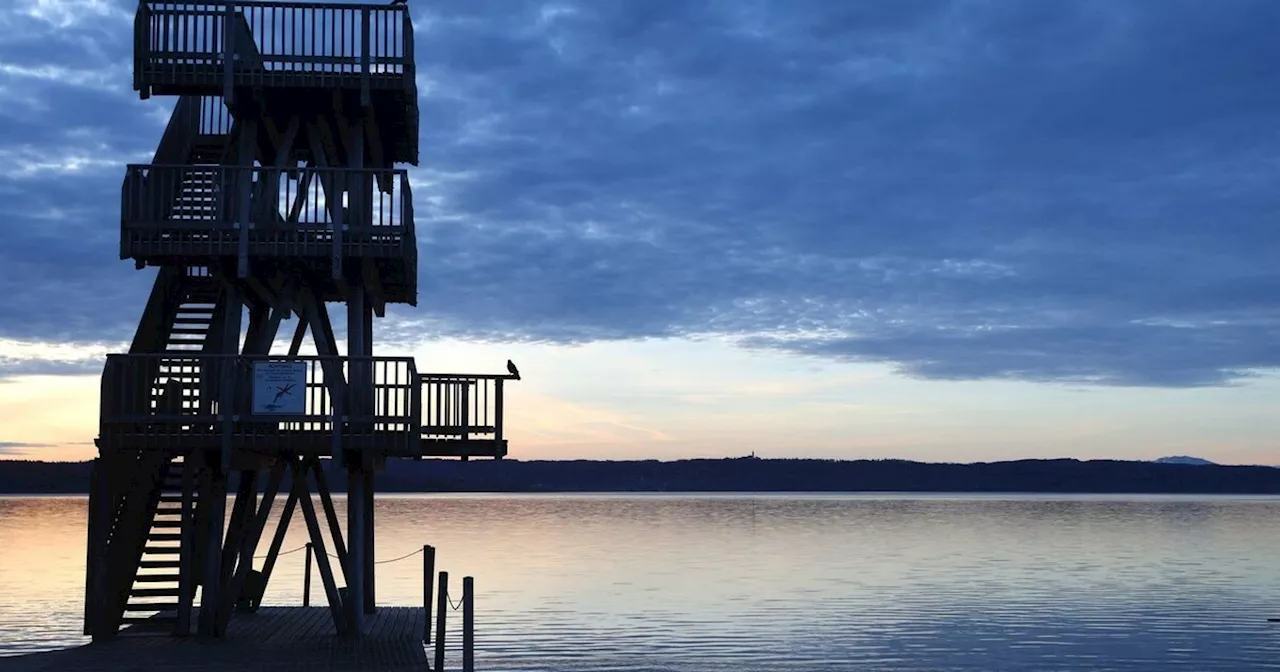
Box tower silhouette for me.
[85,0,518,639]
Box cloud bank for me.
[2,0,1278,387]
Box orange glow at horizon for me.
[0,337,1278,466]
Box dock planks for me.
[7,607,428,672]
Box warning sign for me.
[252,361,308,415]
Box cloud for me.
[0,339,115,381]
[0,441,57,455]
[2,0,1279,387]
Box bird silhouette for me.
[390,0,407,6]
[506,359,521,380]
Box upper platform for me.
[133,0,419,164]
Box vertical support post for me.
[236,121,257,278]
[218,285,243,472]
[331,172,344,280]
[363,468,375,613]
[347,287,369,422]
[434,571,449,672]
[422,545,435,645]
[463,576,475,672]
[303,542,313,607]
[198,458,228,635]
[84,458,110,638]
[347,465,366,633]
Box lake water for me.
[1,493,1279,671]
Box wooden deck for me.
[8,607,429,671]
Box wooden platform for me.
[8,607,429,671]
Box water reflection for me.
[1,494,1278,670]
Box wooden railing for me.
[98,354,515,455]
[122,165,413,234]
[134,0,413,91]
[417,374,508,442]
[100,354,420,447]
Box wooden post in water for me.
[303,542,313,607]
[422,545,435,644]
[462,576,474,672]
[434,571,449,671]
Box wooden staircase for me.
[121,454,195,631]
[106,272,221,635]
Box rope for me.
[375,547,424,565]
[254,544,307,560]
[316,548,424,565]
[445,589,463,611]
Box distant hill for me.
[1155,455,1217,466]
[3,456,1280,495]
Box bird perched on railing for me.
[507,360,521,380]
[390,0,407,6]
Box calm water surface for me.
[1,493,1279,671]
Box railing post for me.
[494,379,505,443]
[303,542,313,607]
[434,571,449,671]
[360,8,371,107]
[411,372,423,437]
[462,576,474,672]
[422,544,435,645]
[222,0,235,106]
[460,385,470,441]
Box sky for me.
[0,0,1278,465]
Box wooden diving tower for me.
[85,0,517,641]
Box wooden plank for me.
[13,607,424,669]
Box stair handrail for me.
[151,96,202,166]
[120,95,202,239]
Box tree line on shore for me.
[1,456,1278,494]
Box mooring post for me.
[434,571,449,671]
[303,542,313,607]
[422,545,436,645]
[462,576,474,672]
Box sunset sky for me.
[1,0,1279,465]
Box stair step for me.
[131,587,180,597]
[152,520,182,528]
[143,546,182,555]
[121,615,178,624]
[125,602,180,612]
[139,560,182,569]
[170,327,210,336]
[159,494,184,503]
[155,506,183,514]
[149,532,182,542]
[134,573,181,583]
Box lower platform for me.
[10,607,428,671]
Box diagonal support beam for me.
[293,459,348,635]
[311,459,350,577]
[216,460,285,634]
[248,457,300,612]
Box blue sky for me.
[0,0,1278,464]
